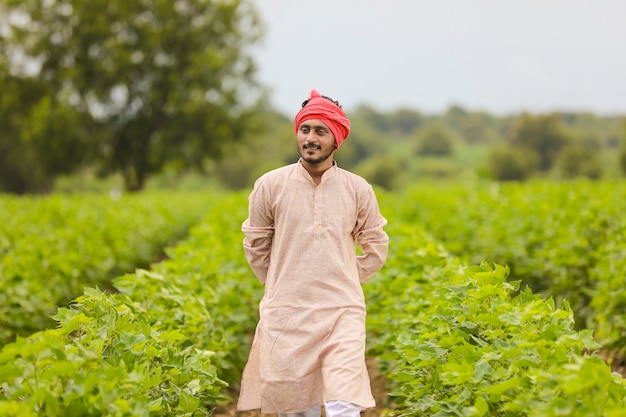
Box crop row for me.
[393,179,626,356]
[0,191,214,345]
[365,211,626,416]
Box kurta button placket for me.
[313,186,321,250]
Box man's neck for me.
[301,158,334,185]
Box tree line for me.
[211,104,626,192]
[1,0,625,194]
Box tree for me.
[508,113,569,172]
[555,145,602,180]
[334,123,387,170]
[458,113,496,144]
[443,104,468,130]
[486,145,539,181]
[0,0,263,192]
[389,108,423,134]
[414,124,455,157]
[211,108,295,190]
[0,64,89,193]
[354,154,404,191]
[353,104,392,132]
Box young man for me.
[237,89,389,417]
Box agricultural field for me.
[391,179,626,356]
[1,180,626,416]
[0,192,214,345]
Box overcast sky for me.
[251,0,626,116]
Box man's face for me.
[296,119,336,165]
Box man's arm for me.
[242,181,274,284]
[353,185,389,283]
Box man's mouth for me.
[303,143,321,150]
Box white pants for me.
[277,400,361,417]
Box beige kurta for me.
[237,160,389,414]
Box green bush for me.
[555,145,603,180]
[414,124,455,157]
[486,145,539,181]
[354,155,405,190]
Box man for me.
[237,89,389,417]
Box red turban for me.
[294,89,351,149]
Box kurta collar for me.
[296,158,338,184]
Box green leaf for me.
[498,312,523,325]
[482,377,523,395]
[474,396,489,416]
[177,390,200,414]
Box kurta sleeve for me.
[242,179,274,284]
[353,185,389,283]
